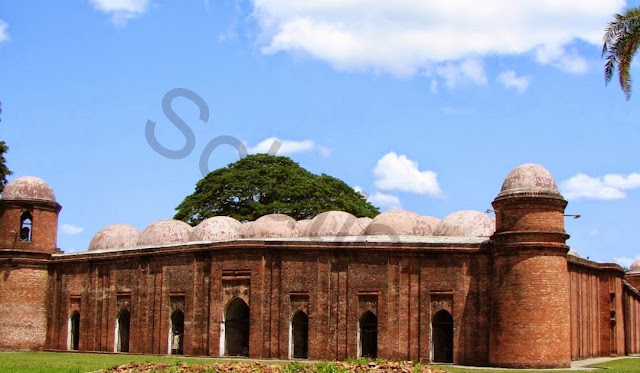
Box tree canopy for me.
[0,101,11,193]
[174,154,379,225]
[603,7,640,99]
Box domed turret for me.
[419,216,440,232]
[433,210,494,237]
[489,164,571,368]
[89,224,140,251]
[0,176,61,253]
[305,211,365,236]
[2,176,56,202]
[492,163,568,240]
[630,259,640,274]
[365,209,432,236]
[626,258,640,291]
[138,219,192,246]
[498,163,560,198]
[190,216,242,241]
[241,214,297,238]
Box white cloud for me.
[353,185,368,198]
[247,137,317,156]
[252,1,623,78]
[434,59,487,88]
[534,44,588,74]
[368,192,402,210]
[560,172,640,200]
[0,20,9,43]
[614,256,640,268]
[497,70,531,92]
[373,152,442,197]
[61,224,84,235]
[90,0,150,26]
[429,80,438,93]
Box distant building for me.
[1,164,639,368]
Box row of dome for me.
[88,209,495,251]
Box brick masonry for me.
[1,188,640,368]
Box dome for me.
[295,219,313,236]
[2,176,56,202]
[88,224,140,251]
[419,216,441,232]
[190,216,242,241]
[357,217,373,228]
[138,219,192,246]
[365,209,432,236]
[305,211,365,237]
[499,164,558,196]
[433,210,495,237]
[567,249,580,257]
[240,221,254,237]
[629,259,640,274]
[242,214,297,238]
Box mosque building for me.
[1,163,639,368]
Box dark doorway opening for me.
[432,310,453,363]
[291,311,309,359]
[171,310,184,355]
[117,309,130,353]
[225,298,249,356]
[359,311,378,359]
[69,311,80,351]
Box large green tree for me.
[0,101,11,193]
[603,7,640,99]
[175,154,379,225]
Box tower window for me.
[20,212,32,242]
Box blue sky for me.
[1,1,640,266]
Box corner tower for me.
[0,176,59,350]
[489,164,571,368]
[0,176,61,253]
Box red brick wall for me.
[568,261,601,359]
[0,200,59,253]
[626,274,640,291]
[0,264,49,349]
[490,193,572,368]
[44,242,491,365]
[623,285,640,354]
[489,249,571,368]
[3,237,636,367]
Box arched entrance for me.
[359,311,378,358]
[116,309,130,353]
[432,310,453,363]
[224,298,249,356]
[290,311,309,359]
[170,310,184,355]
[69,311,80,351]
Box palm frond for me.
[602,7,640,99]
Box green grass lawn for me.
[0,352,220,373]
[588,358,640,372]
[0,352,638,373]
